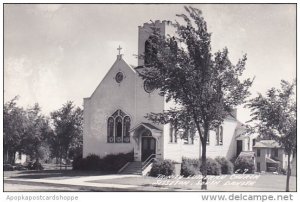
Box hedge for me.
[215,156,234,174]
[72,150,133,171]
[234,154,255,174]
[149,159,175,177]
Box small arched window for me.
[107,110,131,143]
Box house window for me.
[107,110,131,143]
[257,149,261,157]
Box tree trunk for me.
[286,153,291,192]
[201,128,209,190]
[12,150,16,165]
[65,150,68,170]
[59,148,62,170]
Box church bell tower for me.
[137,20,172,66]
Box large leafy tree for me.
[4,97,52,164]
[247,80,296,192]
[139,6,252,189]
[50,101,83,168]
[22,103,52,162]
[3,96,27,164]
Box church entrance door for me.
[141,137,156,162]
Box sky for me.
[4,4,296,123]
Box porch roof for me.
[266,157,280,164]
[253,140,281,148]
[129,122,162,133]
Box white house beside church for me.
[83,20,255,166]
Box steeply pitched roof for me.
[253,140,281,148]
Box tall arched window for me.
[144,36,158,66]
[115,116,123,143]
[107,117,114,143]
[216,126,223,146]
[169,125,173,143]
[219,126,223,145]
[107,110,131,143]
[206,132,210,145]
[123,116,131,143]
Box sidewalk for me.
[4,174,167,191]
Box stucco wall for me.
[83,57,136,158]
[205,120,238,160]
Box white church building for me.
[83,20,254,167]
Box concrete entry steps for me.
[119,162,142,175]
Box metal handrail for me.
[142,153,161,171]
[142,154,156,167]
[142,159,155,171]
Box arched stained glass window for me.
[107,109,131,144]
[115,116,122,143]
[123,116,131,143]
[112,110,119,118]
[107,117,114,143]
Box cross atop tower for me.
[117,45,122,56]
[117,45,123,60]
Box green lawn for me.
[89,174,297,191]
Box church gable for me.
[88,55,136,100]
[83,54,137,157]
